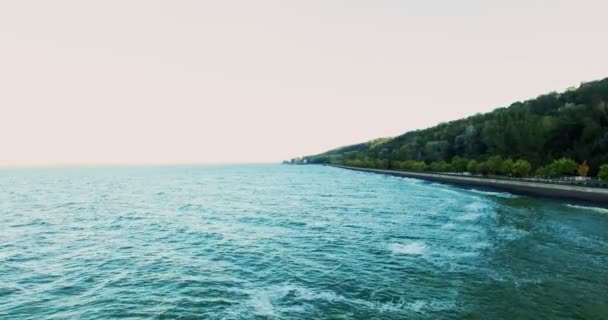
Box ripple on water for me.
[0,165,607,320]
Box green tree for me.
[546,158,578,176]
[350,159,363,167]
[329,155,344,165]
[362,158,375,168]
[535,166,549,177]
[409,161,427,171]
[301,77,608,177]
[486,155,503,174]
[376,159,389,169]
[598,164,608,181]
[476,162,490,176]
[400,160,414,170]
[512,159,532,177]
[430,161,450,172]
[558,158,578,176]
[500,158,514,175]
[391,161,403,170]
[467,160,478,174]
[451,156,469,172]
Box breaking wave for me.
[469,189,519,198]
[566,204,608,214]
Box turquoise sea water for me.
[1,164,607,319]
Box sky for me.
[1,0,607,166]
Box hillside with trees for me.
[301,77,608,179]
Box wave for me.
[244,284,454,317]
[469,189,519,198]
[424,183,465,196]
[388,241,427,255]
[400,177,425,184]
[454,201,491,221]
[566,204,608,214]
[465,201,490,211]
[248,292,278,317]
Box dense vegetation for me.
[300,77,608,179]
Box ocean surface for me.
[1,164,607,320]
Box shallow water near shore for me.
[1,164,607,319]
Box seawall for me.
[330,165,608,205]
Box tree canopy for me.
[302,77,608,178]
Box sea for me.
[1,164,607,319]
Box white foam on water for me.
[369,298,456,313]
[246,284,455,315]
[286,285,340,302]
[440,222,456,229]
[389,241,427,255]
[307,220,328,229]
[566,204,608,214]
[454,201,493,221]
[438,187,465,197]
[421,242,486,270]
[496,226,529,241]
[240,284,334,318]
[406,299,455,313]
[465,201,490,212]
[400,177,424,184]
[248,291,277,317]
[469,189,518,198]
[455,212,483,221]
[408,300,427,313]
[486,269,544,287]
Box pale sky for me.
[1,0,607,166]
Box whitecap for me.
[437,187,465,197]
[464,201,490,212]
[286,285,340,302]
[407,300,427,313]
[566,204,608,214]
[389,241,427,255]
[469,189,518,198]
[400,177,424,184]
[455,202,492,221]
[247,291,276,317]
[455,212,483,221]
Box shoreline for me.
[329,165,608,205]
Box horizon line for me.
[0,161,283,169]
